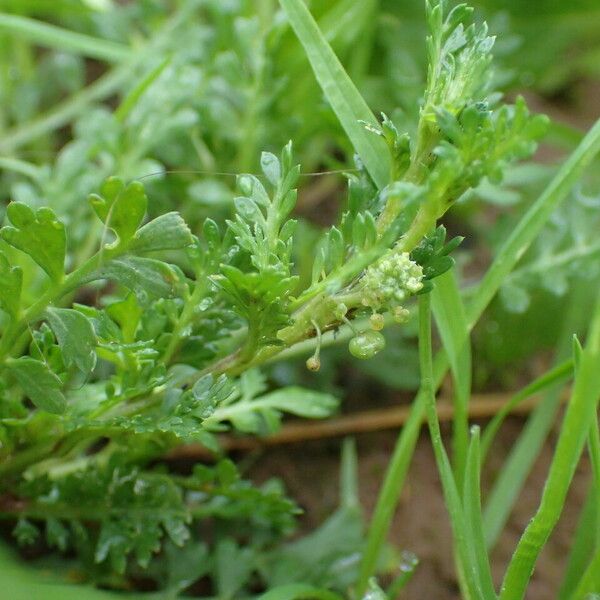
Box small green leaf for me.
[46,518,69,552]
[89,177,147,245]
[1,203,66,281]
[89,256,181,303]
[0,251,23,317]
[106,293,142,343]
[13,519,39,546]
[261,151,281,186]
[46,307,97,377]
[7,357,66,414]
[256,387,338,419]
[130,211,193,253]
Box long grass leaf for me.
[340,438,359,510]
[0,545,121,600]
[480,359,573,464]
[418,295,489,600]
[0,13,130,63]
[278,0,390,189]
[569,548,600,600]
[464,427,497,598]
[483,282,589,548]
[559,486,599,600]
[499,297,600,600]
[432,268,472,486]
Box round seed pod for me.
[306,356,321,371]
[393,306,410,324]
[348,330,386,359]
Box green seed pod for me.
[349,330,386,359]
[306,356,321,371]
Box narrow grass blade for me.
[0,13,130,63]
[569,548,600,600]
[464,427,497,599]
[559,485,599,599]
[432,268,472,487]
[499,297,600,600]
[115,57,171,123]
[418,295,490,600]
[480,359,573,464]
[278,0,390,189]
[483,282,589,549]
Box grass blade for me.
[0,13,130,63]
[278,0,390,189]
[559,486,599,600]
[418,295,491,600]
[499,297,600,600]
[480,359,573,464]
[464,427,497,598]
[569,548,600,600]
[432,268,472,487]
[483,282,589,549]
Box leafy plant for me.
[0,0,599,599]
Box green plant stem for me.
[356,116,600,595]
[0,13,130,63]
[162,279,209,364]
[418,294,493,600]
[0,156,42,180]
[498,296,600,600]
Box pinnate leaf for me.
[130,211,193,253]
[46,307,97,377]
[89,177,147,245]
[1,203,66,281]
[7,357,66,414]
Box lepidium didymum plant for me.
[0,0,551,595]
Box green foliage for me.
[46,307,97,377]
[1,203,66,282]
[6,357,66,414]
[89,178,147,247]
[0,0,599,598]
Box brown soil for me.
[249,416,590,599]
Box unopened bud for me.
[370,313,385,331]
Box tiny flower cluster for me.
[361,250,424,311]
